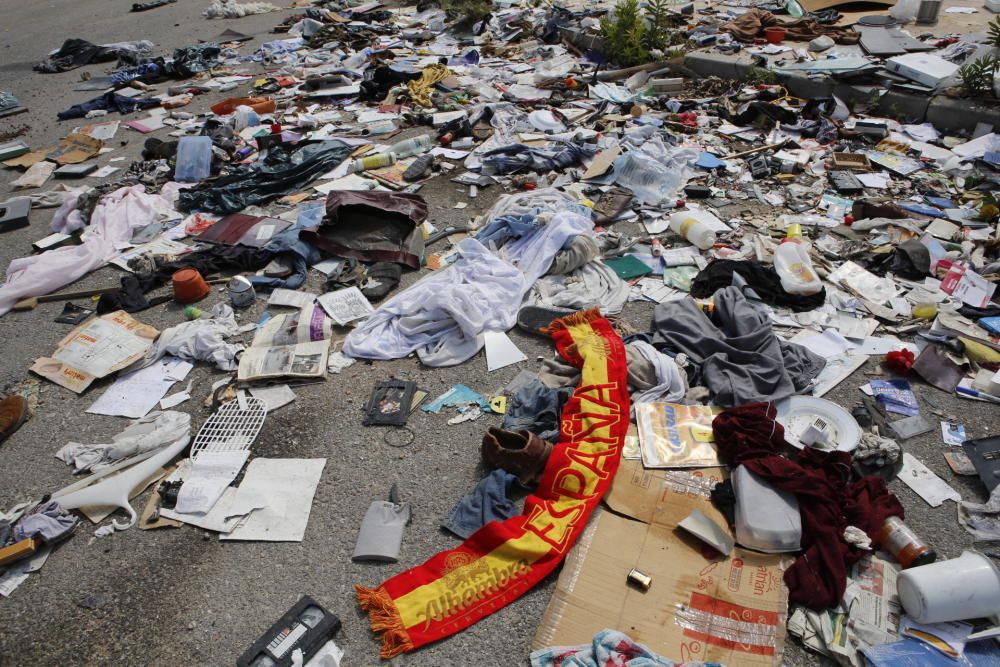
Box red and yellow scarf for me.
[357,309,631,658]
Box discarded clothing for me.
[140,304,243,371]
[628,341,686,407]
[406,63,451,107]
[11,502,78,544]
[690,260,826,312]
[204,0,280,18]
[651,287,825,406]
[527,261,630,315]
[538,342,684,400]
[723,9,860,44]
[35,38,153,74]
[301,191,427,270]
[357,310,630,657]
[713,403,903,609]
[96,275,171,314]
[344,211,591,366]
[442,469,519,539]
[482,141,596,175]
[475,213,539,248]
[177,140,352,214]
[0,183,182,317]
[57,92,161,121]
[56,411,191,474]
[530,629,678,667]
[502,378,572,442]
[549,234,600,275]
[168,43,221,78]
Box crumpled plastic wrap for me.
[56,411,191,473]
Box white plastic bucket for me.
[897,550,1000,623]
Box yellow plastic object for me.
[489,395,507,414]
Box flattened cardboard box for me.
[533,460,789,665]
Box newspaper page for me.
[30,310,159,393]
[635,402,723,467]
[237,304,333,381]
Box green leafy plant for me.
[989,16,1000,47]
[958,55,999,99]
[644,0,673,53]
[600,0,650,67]
[745,65,777,86]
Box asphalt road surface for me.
[0,2,997,665]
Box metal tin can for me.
[627,568,652,591]
[227,275,255,309]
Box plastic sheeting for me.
[177,140,352,214]
[0,183,182,317]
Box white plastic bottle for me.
[668,209,718,250]
[388,134,434,159]
[774,224,822,295]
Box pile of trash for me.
[1,0,1000,664]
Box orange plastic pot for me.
[765,27,787,44]
[172,268,210,304]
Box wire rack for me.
[191,396,267,460]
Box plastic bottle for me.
[668,210,718,250]
[773,224,822,295]
[387,134,434,159]
[878,516,936,568]
[174,136,213,183]
[349,152,396,173]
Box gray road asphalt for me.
[0,2,998,665]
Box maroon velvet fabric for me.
[713,403,904,609]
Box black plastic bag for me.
[177,140,352,214]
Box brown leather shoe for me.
[0,396,28,444]
[481,427,553,486]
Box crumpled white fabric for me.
[0,183,182,317]
[141,303,243,371]
[628,341,686,407]
[345,210,593,366]
[527,260,630,315]
[56,411,191,473]
[204,0,279,18]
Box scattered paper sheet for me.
[898,453,961,507]
[268,288,318,309]
[248,384,297,411]
[159,381,193,409]
[87,358,192,418]
[796,328,857,359]
[222,458,326,542]
[317,287,374,325]
[483,330,527,371]
[175,450,251,515]
[161,485,264,533]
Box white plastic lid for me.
[732,465,802,553]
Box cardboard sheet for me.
[533,461,788,665]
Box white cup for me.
[898,550,1000,624]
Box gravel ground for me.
[1,2,998,665]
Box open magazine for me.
[237,304,333,382]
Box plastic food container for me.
[732,465,802,553]
[898,551,1000,623]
